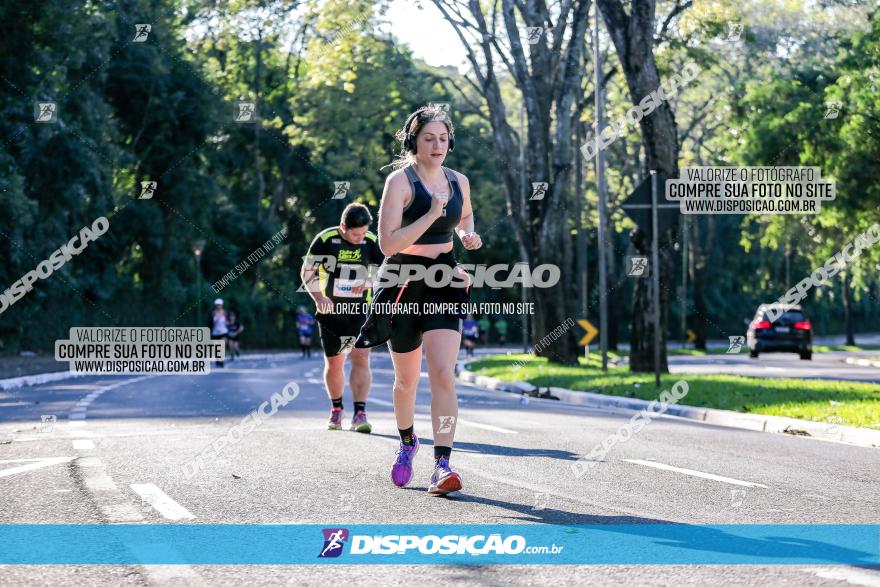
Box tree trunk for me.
[597,0,681,372]
[842,271,855,345]
[692,266,708,351]
[433,0,591,364]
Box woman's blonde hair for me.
[383,105,455,171]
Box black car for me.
[746,304,813,360]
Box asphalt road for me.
[1,351,879,586]
[668,350,880,383]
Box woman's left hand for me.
[461,231,482,250]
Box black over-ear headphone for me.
[403,108,455,154]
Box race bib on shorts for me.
[333,278,363,298]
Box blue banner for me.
[1,524,877,565]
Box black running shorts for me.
[317,313,367,357]
[386,252,464,354]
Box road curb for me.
[456,359,880,449]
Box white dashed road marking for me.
[624,459,769,488]
[72,439,95,450]
[130,483,196,520]
[0,457,75,478]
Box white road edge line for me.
[624,459,769,488]
[72,439,95,450]
[130,483,195,520]
[803,567,880,587]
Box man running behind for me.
[300,203,383,432]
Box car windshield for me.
[762,310,805,322]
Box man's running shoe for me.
[391,435,420,487]
[428,457,462,496]
[328,407,344,430]
[350,411,372,434]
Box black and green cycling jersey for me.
[305,227,383,305]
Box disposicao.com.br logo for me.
[318,528,563,558]
[318,528,349,558]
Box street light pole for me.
[651,172,661,388]
[192,240,206,325]
[594,2,609,372]
[520,101,529,354]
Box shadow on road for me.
[370,433,580,462]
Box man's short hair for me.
[341,203,372,229]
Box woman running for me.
[356,104,482,496]
[209,299,228,368]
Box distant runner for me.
[462,314,479,358]
[300,203,383,433]
[477,315,490,345]
[209,298,228,368]
[495,317,508,346]
[226,311,244,359]
[296,306,315,359]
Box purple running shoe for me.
[391,435,420,487]
[328,407,344,430]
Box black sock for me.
[332,398,343,410]
[434,446,452,461]
[398,426,415,446]
[353,401,366,414]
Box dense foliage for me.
[0,0,876,353]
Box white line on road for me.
[413,413,518,435]
[307,378,322,384]
[451,456,659,519]
[83,468,118,491]
[72,439,95,450]
[0,458,69,463]
[624,459,769,488]
[130,483,195,520]
[0,456,75,478]
[457,420,518,435]
[804,567,880,586]
[371,398,518,434]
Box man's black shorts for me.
[316,313,367,357]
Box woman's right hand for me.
[428,191,450,219]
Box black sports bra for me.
[400,166,463,244]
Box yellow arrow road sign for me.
[577,319,598,346]
[686,329,696,343]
